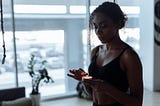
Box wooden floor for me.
[41,89,160,106]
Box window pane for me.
[15,30,65,97]
[0,0,140,100]
[70,5,86,14]
[14,5,67,14]
[0,0,16,90]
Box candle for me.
[82,76,92,80]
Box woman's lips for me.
[98,36,104,42]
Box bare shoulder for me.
[120,46,142,73]
[90,45,102,59]
[119,42,140,59]
[122,47,141,62]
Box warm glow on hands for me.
[82,76,93,80]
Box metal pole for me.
[86,0,91,67]
[0,0,6,64]
[10,0,19,87]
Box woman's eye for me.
[93,25,98,29]
[100,23,106,28]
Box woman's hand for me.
[82,78,106,92]
[83,78,117,105]
[67,68,88,81]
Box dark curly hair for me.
[89,2,127,30]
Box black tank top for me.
[88,47,129,92]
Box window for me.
[14,5,67,14]
[0,0,140,100]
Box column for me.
[140,0,160,91]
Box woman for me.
[67,1,143,106]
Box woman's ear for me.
[118,20,126,29]
[113,23,120,30]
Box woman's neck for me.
[105,35,122,51]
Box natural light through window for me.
[121,6,140,14]
[70,6,86,14]
[14,5,67,14]
[1,0,140,99]
[90,6,140,15]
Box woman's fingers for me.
[79,68,84,72]
[69,69,88,76]
[67,68,89,81]
[78,68,88,76]
[67,73,74,78]
[67,73,79,80]
[69,69,77,74]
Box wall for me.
[140,0,160,91]
[154,0,160,90]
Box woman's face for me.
[92,13,118,43]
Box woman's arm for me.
[82,81,93,97]
[82,46,99,96]
[82,45,101,96]
[119,48,143,106]
[102,48,143,106]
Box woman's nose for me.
[95,27,102,34]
